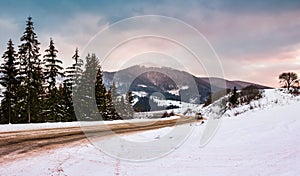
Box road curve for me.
[0,116,198,163]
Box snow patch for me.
[137,84,147,88]
[132,91,148,97]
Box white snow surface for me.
[152,96,199,109]
[1,89,300,175]
[167,86,188,96]
[132,91,148,98]
[137,84,147,88]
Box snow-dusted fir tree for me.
[0,39,19,124]
[75,53,100,120]
[62,48,84,121]
[229,86,239,106]
[64,48,83,92]
[56,82,76,122]
[43,38,64,121]
[95,66,107,120]
[18,17,44,123]
[124,91,134,119]
[105,83,121,120]
[43,38,63,92]
[114,91,134,120]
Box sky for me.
[1,0,300,87]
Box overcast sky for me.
[1,0,300,87]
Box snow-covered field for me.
[1,89,300,175]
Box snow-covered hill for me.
[200,89,300,119]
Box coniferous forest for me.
[0,17,134,124]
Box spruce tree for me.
[124,91,134,119]
[95,66,107,120]
[109,83,135,120]
[117,95,134,119]
[126,91,134,105]
[56,83,76,122]
[43,38,63,92]
[229,86,239,106]
[43,38,64,121]
[73,48,84,86]
[106,83,121,120]
[64,48,83,91]
[118,96,126,118]
[0,39,19,124]
[63,48,83,121]
[75,53,100,120]
[18,16,44,123]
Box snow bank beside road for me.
[0,116,180,132]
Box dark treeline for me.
[0,17,133,124]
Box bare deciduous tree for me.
[279,72,298,90]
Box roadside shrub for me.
[161,111,169,118]
[161,111,175,118]
[169,111,175,116]
[204,89,231,107]
[166,105,180,110]
[239,85,263,104]
[290,88,300,96]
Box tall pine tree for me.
[59,48,83,121]
[18,16,44,123]
[43,38,64,121]
[95,66,108,120]
[0,39,20,124]
[105,83,121,120]
[63,48,83,122]
[75,53,100,120]
[56,82,76,122]
[64,48,83,92]
[229,86,239,106]
[109,86,134,120]
[124,91,134,119]
[43,38,63,92]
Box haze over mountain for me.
[103,65,271,104]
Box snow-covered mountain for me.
[103,65,271,104]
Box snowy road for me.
[0,116,196,164]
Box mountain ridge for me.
[103,65,272,104]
